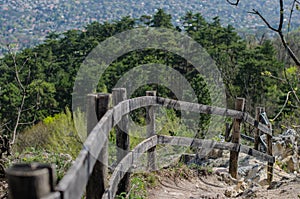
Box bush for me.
[11,147,73,181]
[14,108,82,158]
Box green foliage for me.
[128,175,148,199]
[119,173,158,199]
[188,163,213,174]
[150,9,173,28]
[11,147,73,181]
[15,108,81,158]
[1,8,296,143]
[42,108,81,158]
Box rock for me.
[273,138,296,160]
[273,141,285,157]
[240,181,248,191]
[213,167,228,175]
[258,178,269,186]
[272,128,299,172]
[224,187,237,198]
[235,178,247,192]
[268,181,283,190]
[207,149,223,159]
[281,155,299,172]
[283,129,297,137]
[196,149,223,162]
[239,188,258,198]
[180,153,196,164]
[238,163,266,183]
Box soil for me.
[147,166,300,199]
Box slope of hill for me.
[0,0,300,55]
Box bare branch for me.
[18,119,36,126]
[226,0,240,6]
[278,31,300,66]
[287,0,296,32]
[249,9,278,32]
[249,1,300,66]
[21,104,37,113]
[271,91,292,121]
[278,0,284,31]
[6,45,31,145]
[11,93,26,144]
[4,123,12,133]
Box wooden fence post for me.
[266,120,273,184]
[254,107,264,150]
[112,88,130,195]
[6,163,56,199]
[229,98,245,179]
[255,107,273,183]
[146,91,157,171]
[86,93,110,199]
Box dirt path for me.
[148,173,227,198]
[147,167,300,199]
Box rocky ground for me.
[147,129,300,198]
[147,169,300,199]
[0,179,8,199]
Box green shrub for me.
[14,108,82,158]
[11,147,73,181]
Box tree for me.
[227,0,300,67]
[227,0,300,129]
[234,40,283,113]
[182,12,246,108]
[150,9,173,28]
[0,45,57,144]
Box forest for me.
[1,9,300,193]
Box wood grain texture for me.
[86,94,110,199]
[229,98,245,179]
[112,88,130,195]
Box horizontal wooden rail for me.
[157,135,240,152]
[102,134,275,199]
[157,135,275,163]
[243,113,272,136]
[129,96,272,136]
[130,96,272,136]
[240,145,275,163]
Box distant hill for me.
[1,0,300,55]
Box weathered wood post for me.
[6,163,56,199]
[229,98,245,179]
[254,107,264,150]
[112,88,130,195]
[146,91,157,171]
[266,120,273,184]
[86,93,110,199]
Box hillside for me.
[1,0,300,55]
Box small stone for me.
[224,187,237,197]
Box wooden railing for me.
[6,88,274,199]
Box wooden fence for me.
[6,88,274,199]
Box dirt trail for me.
[148,173,227,198]
[147,167,300,199]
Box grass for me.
[116,172,159,199]
[9,147,73,181]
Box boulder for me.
[273,129,299,160]
[281,155,299,172]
